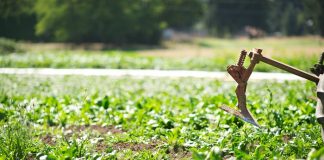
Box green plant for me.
[0,121,37,159]
[0,38,22,54]
[0,74,323,159]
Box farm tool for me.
[220,48,324,140]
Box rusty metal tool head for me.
[221,48,320,128]
[220,49,262,127]
[220,49,324,142]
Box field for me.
[1,37,324,159]
[1,74,324,159]
[1,37,324,72]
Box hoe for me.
[220,48,324,140]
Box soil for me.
[65,125,124,134]
[96,140,108,152]
[282,134,292,143]
[41,134,56,146]
[112,141,159,151]
[41,125,123,145]
[167,147,192,160]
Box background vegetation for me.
[0,37,322,73]
[207,0,324,37]
[0,0,323,44]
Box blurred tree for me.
[280,2,303,35]
[302,0,324,36]
[34,0,203,44]
[1,0,323,42]
[268,0,310,36]
[319,1,324,36]
[0,0,34,17]
[161,0,203,30]
[206,0,270,37]
[0,0,36,40]
[206,0,324,37]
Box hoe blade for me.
[220,105,260,127]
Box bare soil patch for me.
[167,147,192,160]
[95,141,106,152]
[95,141,159,153]
[112,141,159,151]
[41,134,56,146]
[65,125,124,134]
[282,134,292,143]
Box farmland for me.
[2,0,324,158]
[1,74,324,159]
[1,37,324,159]
[1,37,323,72]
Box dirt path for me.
[0,68,306,81]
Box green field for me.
[1,37,324,159]
[1,74,323,159]
[1,37,323,72]
[1,0,324,158]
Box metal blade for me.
[220,105,260,127]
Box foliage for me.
[206,0,269,37]
[302,0,324,36]
[1,0,323,43]
[33,0,203,44]
[160,0,203,30]
[0,37,23,54]
[267,0,323,36]
[206,0,324,37]
[0,0,36,40]
[0,0,34,18]
[0,74,323,158]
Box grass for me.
[0,74,324,159]
[0,37,323,72]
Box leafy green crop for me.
[0,74,323,159]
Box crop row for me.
[0,75,323,159]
